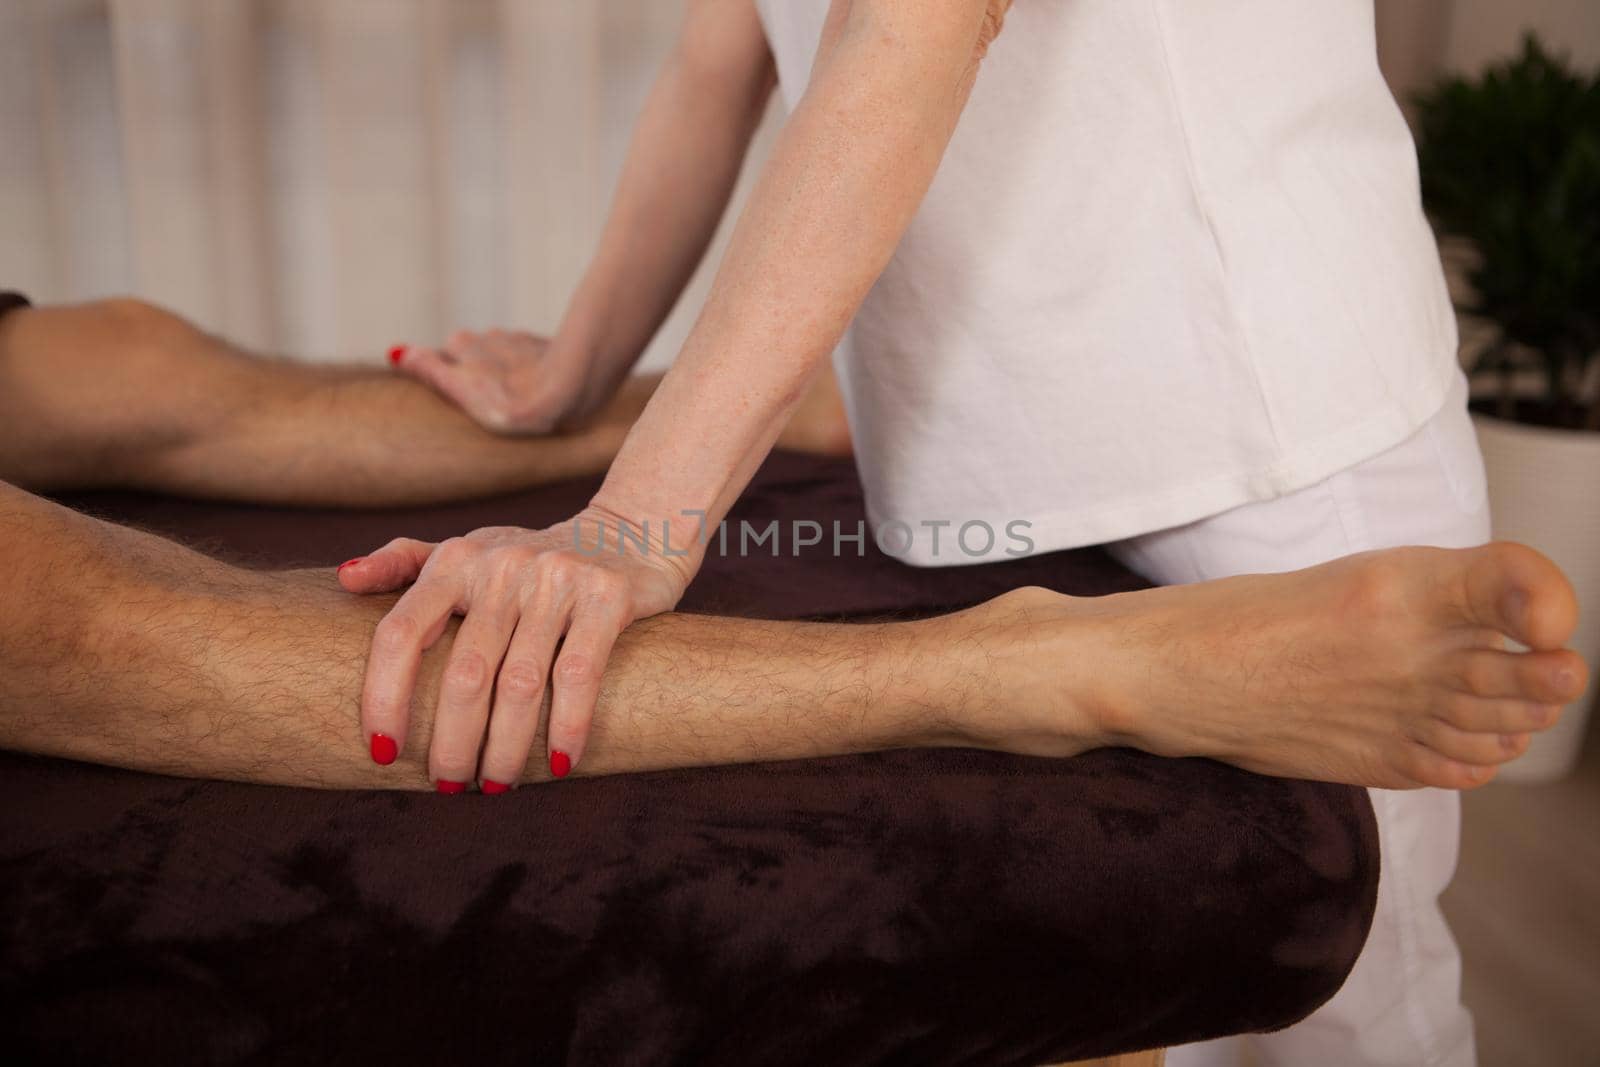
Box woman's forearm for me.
[553,0,777,409]
[590,0,1006,561]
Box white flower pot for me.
[1472,412,1600,782]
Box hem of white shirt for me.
[873,364,1462,568]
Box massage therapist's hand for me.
[338,509,694,788]
[389,328,590,435]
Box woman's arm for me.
[350,0,1012,779]
[396,0,778,431]
[594,0,1010,550]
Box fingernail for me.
[436,779,466,794]
[388,344,406,366]
[549,750,571,779]
[1500,733,1520,752]
[370,732,398,765]
[337,557,365,573]
[481,779,511,795]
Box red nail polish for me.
[550,750,571,778]
[481,779,511,795]
[337,557,365,573]
[370,732,398,765]
[388,344,405,366]
[436,779,466,794]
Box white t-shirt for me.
[751,0,1459,566]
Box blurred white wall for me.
[0,0,776,369]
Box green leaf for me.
[1413,34,1600,422]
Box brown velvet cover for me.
[0,453,1377,1065]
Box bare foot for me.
[981,543,1587,790]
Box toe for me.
[1396,742,1500,790]
[1417,715,1532,767]
[1459,542,1579,651]
[1435,693,1563,734]
[1453,647,1589,703]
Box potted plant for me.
[1414,35,1600,781]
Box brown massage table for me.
[0,452,1377,1065]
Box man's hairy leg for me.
[0,481,1586,793]
[0,481,1047,789]
[0,299,848,508]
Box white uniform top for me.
[751,0,1459,565]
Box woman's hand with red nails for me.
[337,509,695,789]
[390,328,591,435]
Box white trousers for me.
[1108,372,1485,1067]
